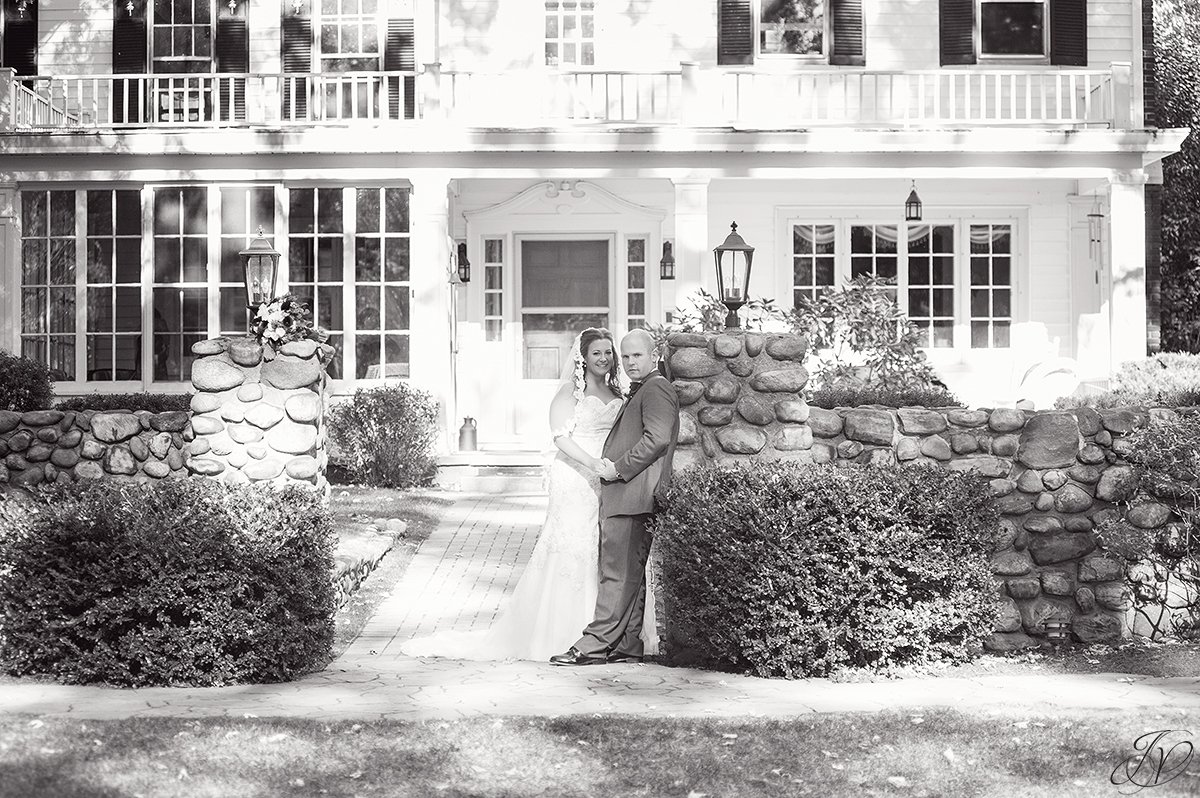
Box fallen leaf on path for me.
[887,776,910,788]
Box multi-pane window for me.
[483,238,504,342]
[20,191,76,381]
[152,187,208,381]
[980,0,1047,57]
[969,224,1013,348]
[626,237,647,331]
[791,224,835,307]
[219,186,275,336]
[86,190,143,381]
[152,0,213,73]
[759,0,825,58]
[544,0,594,67]
[319,0,380,71]
[906,225,956,348]
[354,187,411,379]
[288,187,345,378]
[849,224,899,303]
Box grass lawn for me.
[2,709,1197,798]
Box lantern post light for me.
[239,226,280,325]
[713,222,754,329]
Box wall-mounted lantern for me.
[905,181,923,222]
[659,241,675,281]
[456,242,471,283]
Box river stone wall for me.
[0,408,192,488]
[188,336,332,493]
[668,331,1170,649]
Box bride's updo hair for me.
[577,327,620,395]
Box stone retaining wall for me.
[668,331,1172,649]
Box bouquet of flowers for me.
[250,293,329,347]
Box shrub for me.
[0,350,54,412]
[1055,353,1200,409]
[56,393,193,413]
[0,480,335,686]
[327,384,439,487]
[808,384,964,409]
[655,462,999,678]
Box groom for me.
[550,329,680,666]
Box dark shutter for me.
[281,9,312,120]
[384,18,415,120]
[939,0,975,66]
[1050,0,1088,66]
[215,1,249,121]
[112,0,148,124]
[717,0,753,66]
[2,0,37,75]
[830,0,865,66]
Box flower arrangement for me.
[250,294,329,347]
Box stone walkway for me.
[2,491,1200,720]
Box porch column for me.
[1107,170,1148,373]
[0,184,17,354]
[670,178,710,319]
[408,172,455,451]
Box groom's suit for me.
[572,371,680,659]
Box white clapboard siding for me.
[36,0,112,77]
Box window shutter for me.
[281,6,312,119]
[830,0,865,67]
[717,0,753,66]
[112,0,147,123]
[1050,0,1087,66]
[384,18,415,120]
[216,1,249,120]
[2,0,37,75]
[939,0,975,66]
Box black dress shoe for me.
[606,652,643,664]
[549,646,607,666]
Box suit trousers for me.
[572,512,653,658]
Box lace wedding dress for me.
[401,394,660,661]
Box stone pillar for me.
[188,336,332,493]
[1107,171,1148,374]
[407,171,455,449]
[670,178,711,316]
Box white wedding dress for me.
[401,394,660,661]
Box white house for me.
[0,0,1188,450]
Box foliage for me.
[1094,413,1200,640]
[655,462,999,678]
[0,350,55,412]
[55,393,193,413]
[0,480,335,686]
[1054,353,1200,408]
[646,288,789,346]
[808,383,964,409]
[251,294,329,347]
[788,276,941,392]
[1156,0,1200,351]
[326,384,440,488]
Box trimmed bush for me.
[808,384,964,409]
[0,480,335,687]
[1055,353,1200,409]
[655,462,1000,678]
[0,350,54,412]
[327,384,439,487]
[56,393,193,413]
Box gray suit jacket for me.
[601,373,680,518]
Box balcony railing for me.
[1,63,1134,133]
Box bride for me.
[402,327,658,661]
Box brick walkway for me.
[4,490,1200,721]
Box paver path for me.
[2,491,1200,720]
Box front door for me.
[513,238,612,439]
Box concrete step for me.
[434,462,548,494]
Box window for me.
[353,187,411,379]
[980,0,1046,58]
[20,191,75,381]
[626,237,647,331]
[969,224,1013,348]
[86,190,143,380]
[319,0,380,72]
[152,187,208,381]
[791,223,835,307]
[544,0,594,67]
[288,187,345,378]
[906,225,956,348]
[152,0,213,73]
[759,0,825,58]
[483,238,504,342]
[849,224,899,303]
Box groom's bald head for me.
[620,329,660,381]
